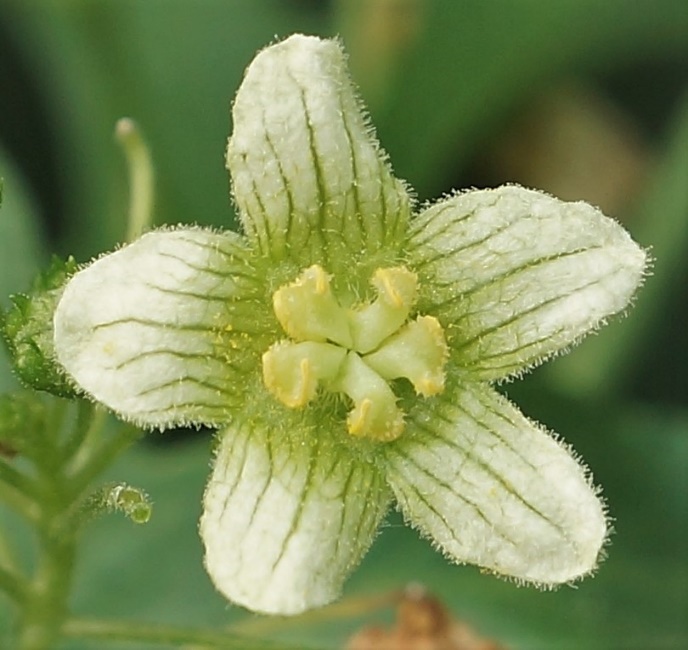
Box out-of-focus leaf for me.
[6,1,331,258]
[0,147,46,393]
[376,0,688,197]
[546,89,688,397]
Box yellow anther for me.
[348,398,372,436]
[271,265,351,346]
[378,271,403,308]
[350,267,418,353]
[261,265,446,443]
[296,358,313,406]
[371,267,418,309]
[363,315,449,396]
[311,265,329,295]
[415,373,445,397]
[262,341,347,409]
[262,344,317,408]
[347,398,404,442]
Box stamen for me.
[350,267,418,354]
[262,341,346,408]
[272,265,352,347]
[330,353,405,442]
[373,267,417,308]
[263,265,447,441]
[364,315,448,396]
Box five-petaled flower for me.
[53,35,647,615]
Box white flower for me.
[53,35,647,615]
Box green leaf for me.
[376,0,688,197]
[546,89,688,397]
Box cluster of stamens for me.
[261,265,448,441]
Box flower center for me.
[261,265,448,441]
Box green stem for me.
[230,588,399,637]
[0,462,40,521]
[0,484,38,524]
[0,460,40,499]
[12,400,131,649]
[63,618,307,650]
[0,525,19,572]
[66,425,140,500]
[60,399,97,462]
[16,495,76,650]
[63,406,107,480]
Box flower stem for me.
[0,461,40,521]
[62,617,306,649]
[66,424,141,501]
[9,400,139,648]
[0,460,40,498]
[60,398,98,462]
[16,486,76,650]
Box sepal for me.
[1,256,79,398]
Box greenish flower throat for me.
[262,265,449,441]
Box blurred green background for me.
[1,1,687,648]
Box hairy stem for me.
[16,482,76,650]
[60,399,98,463]
[9,401,138,648]
[66,424,141,501]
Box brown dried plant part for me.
[346,584,506,650]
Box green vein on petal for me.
[409,185,647,380]
[227,34,411,270]
[384,380,607,586]
[200,418,390,615]
[53,228,268,428]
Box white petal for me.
[53,229,267,428]
[409,185,647,380]
[384,381,607,585]
[201,420,390,614]
[227,34,411,267]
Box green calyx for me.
[262,265,448,441]
[1,255,79,398]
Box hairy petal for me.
[383,380,607,585]
[227,34,411,269]
[53,229,268,428]
[409,185,647,380]
[200,419,390,615]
